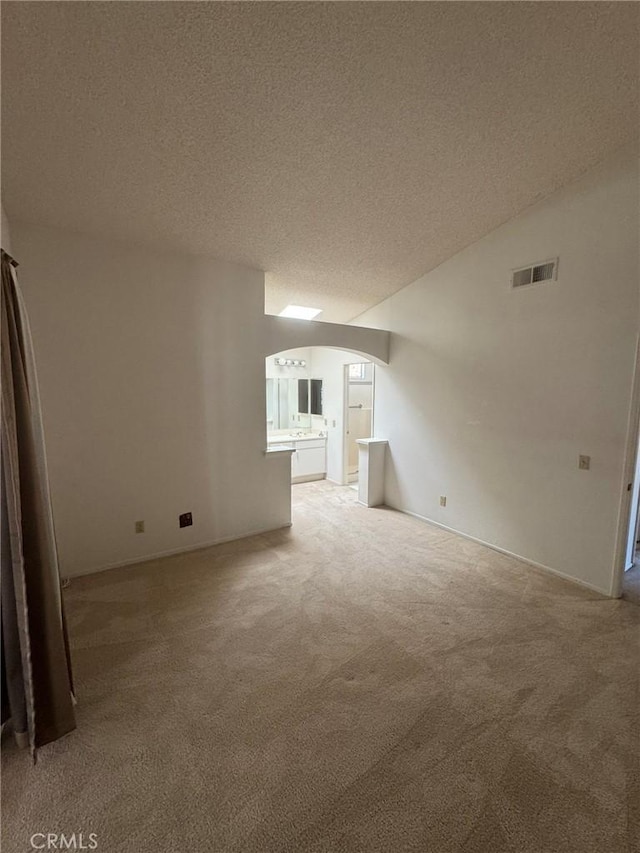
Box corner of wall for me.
[1,204,12,253]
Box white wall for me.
[355,150,639,595]
[12,223,292,576]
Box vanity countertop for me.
[267,433,326,444]
[265,443,295,454]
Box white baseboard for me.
[63,522,293,580]
[396,506,610,597]
[65,502,612,599]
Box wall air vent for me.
[510,257,558,290]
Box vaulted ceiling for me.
[2,2,638,322]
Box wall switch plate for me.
[578,455,591,470]
[135,520,145,534]
[179,512,193,528]
[440,496,447,507]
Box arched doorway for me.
[265,346,377,489]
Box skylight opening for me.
[278,305,322,321]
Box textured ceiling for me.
[2,2,638,322]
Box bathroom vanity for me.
[266,433,327,483]
[266,371,326,482]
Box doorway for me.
[266,348,377,492]
[617,340,640,603]
[625,431,640,572]
[344,362,374,485]
[621,430,640,604]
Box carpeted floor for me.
[2,481,639,852]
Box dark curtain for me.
[1,249,75,753]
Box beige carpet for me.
[2,481,639,852]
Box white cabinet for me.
[267,435,327,483]
[296,446,326,478]
[291,438,326,483]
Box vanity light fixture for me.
[278,305,322,321]
[273,357,307,368]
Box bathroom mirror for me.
[266,378,311,431]
[297,379,308,416]
[300,378,323,417]
[310,379,323,416]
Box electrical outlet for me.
[440,496,447,507]
[578,455,591,471]
[135,520,145,534]
[179,512,193,528]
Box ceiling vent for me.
[511,257,558,290]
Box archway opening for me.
[265,346,376,498]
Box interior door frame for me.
[624,432,640,571]
[612,336,640,597]
[342,362,375,486]
[341,363,350,486]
